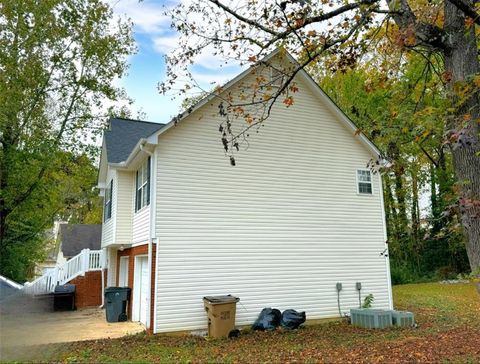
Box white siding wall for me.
[115,171,134,245]
[106,247,117,286]
[133,206,150,244]
[154,72,391,333]
[101,168,116,247]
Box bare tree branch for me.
[209,0,279,36]
[447,0,480,25]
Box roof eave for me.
[108,137,158,169]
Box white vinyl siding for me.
[106,247,117,287]
[153,68,390,333]
[115,171,134,245]
[101,168,116,247]
[132,205,150,244]
[133,157,151,244]
[101,169,134,248]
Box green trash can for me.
[105,287,131,322]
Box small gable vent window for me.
[357,169,372,194]
[270,67,284,88]
[104,179,113,221]
[135,157,151,212]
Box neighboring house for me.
[24,223,104,308]
[34,223,102,279]
[57,224,102,263]
[98,49,393,334]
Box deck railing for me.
[23,249,104,295]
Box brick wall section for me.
[116,243,156,333]
[69,271,102,308]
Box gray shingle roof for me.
[59,224,102,257]
[105,118,165,163]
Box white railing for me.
[23,249,104,295]
[88,249,103,271]
[22,269,58,295]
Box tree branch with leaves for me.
[162,0,480,271]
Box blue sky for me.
[110,0,241,123]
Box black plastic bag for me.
[252,308,282,331]
[280,309,306,329]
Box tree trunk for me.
[394,167,408,238]
[384,176,398,241]
[411,170,420,243]
[444,0,480,271]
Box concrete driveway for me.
[0,293,144,361]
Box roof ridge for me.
[112,117,165,125]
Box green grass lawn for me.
[24,282,480,363]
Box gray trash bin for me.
[105,287,131,322]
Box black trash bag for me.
[252,308,282,331]
[280,309,306,330]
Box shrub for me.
[390,263,434,285]
[435,266,458,280]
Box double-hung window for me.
[104,179,113,221]
[357,169,373,194]
[135,157,151,212]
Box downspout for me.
[141,143,155,332]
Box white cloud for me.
[192,45,235,70]
[191,69,242,86]
[152,35,179,54]
[108,0,173,34]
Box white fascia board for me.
[97,181,106,197]
[281,52,382,158]
[299,71,381,158]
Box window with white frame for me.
[104,179,112,221]
[135,157,151,212]
[357,169,372,194]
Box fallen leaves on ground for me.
[30,282,480,363]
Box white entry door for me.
[133,256,149,326]
[118,256,129,287]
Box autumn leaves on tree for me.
[162,0,480,272]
